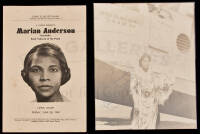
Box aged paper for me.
[95,3,196,130]
[3,6,86,132]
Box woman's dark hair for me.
[139,53,151,67]
[21,43,71,86]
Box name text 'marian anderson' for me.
[17,28,75,34]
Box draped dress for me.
[130,67,174,129]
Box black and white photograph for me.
[3,6,86,132]
[21,43,71,102]
[95,3,196,130]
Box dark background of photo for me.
[1,0,199,134]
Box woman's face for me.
[141,56,150,71]
[28,55,62,98]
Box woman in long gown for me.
[130,53,174,129]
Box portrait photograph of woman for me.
[95,3,196,130]
[21,43,71,102]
